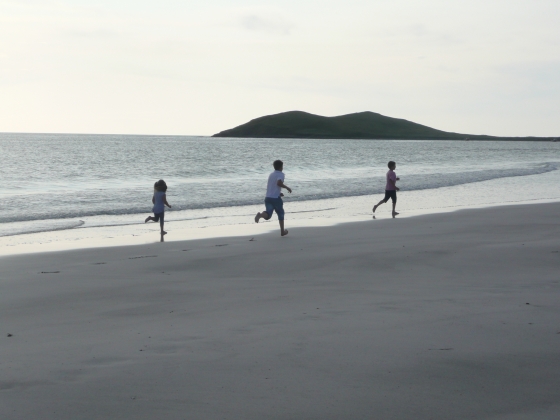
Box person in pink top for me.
[372,161,400,218]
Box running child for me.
[145,179,172,235]
[254,160,292,236]
[372,161,400,218]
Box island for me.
[212,111,558,141]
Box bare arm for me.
[389,178,400,191]
[163,194,172,208]
[277,179,292,194]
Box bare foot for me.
[145,217,150,223]
[254,212,260,223]
[372,205,378,213]
[392,212,399,218]
[281,229,289,236]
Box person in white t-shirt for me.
[254,160,292,236]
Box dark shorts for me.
[153,212,165,227]
[264,197,285,221]
[383,190,397,203]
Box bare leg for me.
[373,199,386,213]
[145,216,156,223]
[255,211,270,223]
[279,220,288,236]
[392,201,399,217]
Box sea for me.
[1,133,560,253]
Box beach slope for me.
[2,203,560,419]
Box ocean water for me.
[1,133,560,245]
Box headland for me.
[213,111,558,140]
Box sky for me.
[0,0,559,137]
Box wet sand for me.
[2,202,560,419]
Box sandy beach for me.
[2,202,560,419]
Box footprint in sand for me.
[215,244,228,247]
[128,255,157,259]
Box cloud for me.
[239,14,294,35]
[495,60,560,96]
[407,24,463,46]
[65,29,119,39]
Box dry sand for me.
[2,202,560,419]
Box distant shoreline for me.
[213,135,560,142]
[1,132,558,141]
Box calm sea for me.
[1,133,560,238]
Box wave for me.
[290,162,559,202]
[0,162,557,229]
[0,220,85,237]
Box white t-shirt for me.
[266,170,285,198]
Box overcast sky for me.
[1,0,559,136]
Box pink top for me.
[386,170,397,191]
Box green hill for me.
[212,111,556,140]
